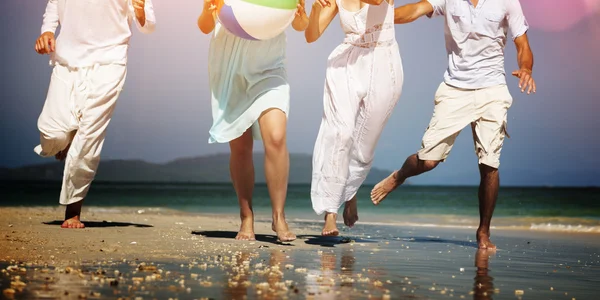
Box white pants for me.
[311,43,404,215]
[34,64,127,205]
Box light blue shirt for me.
[427,0,529,89]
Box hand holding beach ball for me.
[217,0,299,40]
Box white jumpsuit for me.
[311,0,404,215]
[34,0,156,205]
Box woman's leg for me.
[258,108,296,242]
[229,129,256,240]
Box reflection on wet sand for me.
[306,249,357,298]
[473,249,496,300]
[222,249,295,300]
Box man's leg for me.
[477,163,499,249]
[60,64,127,228]
[35,65,83,228]
[36,65,78,159]
[471,84,513,248]
[371,83,474,204]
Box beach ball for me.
[218,0,298,40]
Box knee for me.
[479,164,499,179]
[38,131,68,156]
[421,160,440,171]
[230,137,253,158]
[263,129,287,153]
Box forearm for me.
[133,0,156,34]
[292,14,309,31]
[394,3,422,24]
[517,47,533,71]
[41,0,59,34]
[198,11,216,34]
[360,0,385,5]
[305,10,322,42]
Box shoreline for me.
[2,206,599,299]
[2,206,599,266]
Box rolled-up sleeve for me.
[41,0,59,34]
[506,0,528,40]
[130,0,156,34]
[427,0,446,18]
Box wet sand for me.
[1,207,599,299]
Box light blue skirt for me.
[207,23,290,143]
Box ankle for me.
[477,228,491,237]
[272,212,286,222]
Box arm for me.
[394,0,436,24]
[305,1,338,43]
[35,0,58,54]
[198,0,222,34]
[506,0,535,94]
[512,33,536,94]
[132,0,156,34]
[292,0,309,31]
[360,0,385,5]
[41,0,59,35]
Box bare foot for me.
[371,171,404,205]
[62,201,84,229]
[477,230,496,249]
[272,215,296,242]
[322,213,339,236]
[55,143,71,161]
[236,216,255,241]
[343,197,358,228]
[61,216,85,228]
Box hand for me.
[204,0,224,19]
[133,0,145,15]
[312,0,331,11]
[34,32,55,55]
[511,68,536,94]
[296,0,306,17]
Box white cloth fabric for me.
[35,64,127,205]
[426,0,529,89]
[41,0,156,68]
[311,1,403,215]
[34,0,154,205]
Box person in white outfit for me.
[306,0,404,236]
[34,0,156,228]
[370,0,536,249]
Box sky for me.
[1,0,599,186]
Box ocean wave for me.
[528,223,600,233]
[289,216,600,233]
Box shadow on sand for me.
[43,220,153,228]
[299,235,379,248]
[192,230,294,246]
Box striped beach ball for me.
[218,0,298,40]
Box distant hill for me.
[0,153,400,185]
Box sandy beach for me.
[1,206,599,299]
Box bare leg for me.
[258,108,296,242]
[371,154,439,204]
[477,164,498,249]
[322,213,339,236]
[342,195,358,227]
[229,130,256,241]
[61,200,85,228]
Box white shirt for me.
[427,0,529,89]
[41,0,156,68]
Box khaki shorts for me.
[417,83,513,169]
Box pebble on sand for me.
[515,290,525,295]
